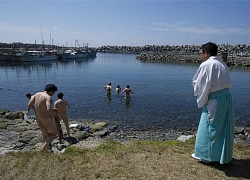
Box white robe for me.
[192,56,232,108]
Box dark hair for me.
[127,85,130,88]
[108,83,111,86]
[57,92,64,99]
[200,42,218,56]
[26,93,31,98]
[44,84,58,92]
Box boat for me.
[0,52,11,61]
[22,50,58,62]
[62,49,88,59]
[9,50,26,62]
[10,53,23,62]
[87,49,97,57]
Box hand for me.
[190,79,194,85]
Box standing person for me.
[54,92,70,138]
[122,85,135,100]
[28,84,58,151]
[104,83,112,95]
[116,85,121,94]
[191,42,234,164]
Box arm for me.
[66,100,69,108]
[54,101,57,109]
[28,96,35,111]
[130,89,135,94]
[46,98,57,116]
[193,65,211,108]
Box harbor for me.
[1,42,250,66]
[0,42,96,62]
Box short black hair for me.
[26,93,31,98]
[57,92,64,99]
[200,42,218,56]
[44,84,58,92]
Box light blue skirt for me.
[195,88,235,164]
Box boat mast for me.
[40,21,44,48]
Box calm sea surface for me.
[0,53,250,130]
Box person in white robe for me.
[191,42,235,164]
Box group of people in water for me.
[104,83,135,100]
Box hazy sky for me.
[0,0,249,47]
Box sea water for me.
[0,53,250,130]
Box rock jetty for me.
[0,109,249,155]
[96,44,250,66]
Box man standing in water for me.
[54,92,70,139]
[104,83,112,95]
[191,42,234,164]
[28,84,58,151]
[122,85,135,100]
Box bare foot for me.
[42,143,50,151]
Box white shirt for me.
[192,56,232,108]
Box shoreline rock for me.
[0,110,249,154]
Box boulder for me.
[176,135,194,142]
[5,111,24,120]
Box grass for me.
[0,138,250,180]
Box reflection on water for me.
[105,94,112,104]
[0,57,95,78]
[125,99,131,110]
[0,53,250,130]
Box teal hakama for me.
[194,88,235,164]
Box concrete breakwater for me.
[96,44,250,66]
[0,109,250,155]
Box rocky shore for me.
[0,110,250,155]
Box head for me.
[26,93,32,99]
[108,83,111,86]
[117,85,120,88]
[57,92,64,99]
[44,84,58,96]
[200,42,218,62]
[127,85,130,88]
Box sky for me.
[0,0,249,47]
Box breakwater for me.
[96,44,250,66]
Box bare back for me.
[122,88,132,98]
[105,85,112,94]
[54,99,69,116]
[28,92,54,118]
